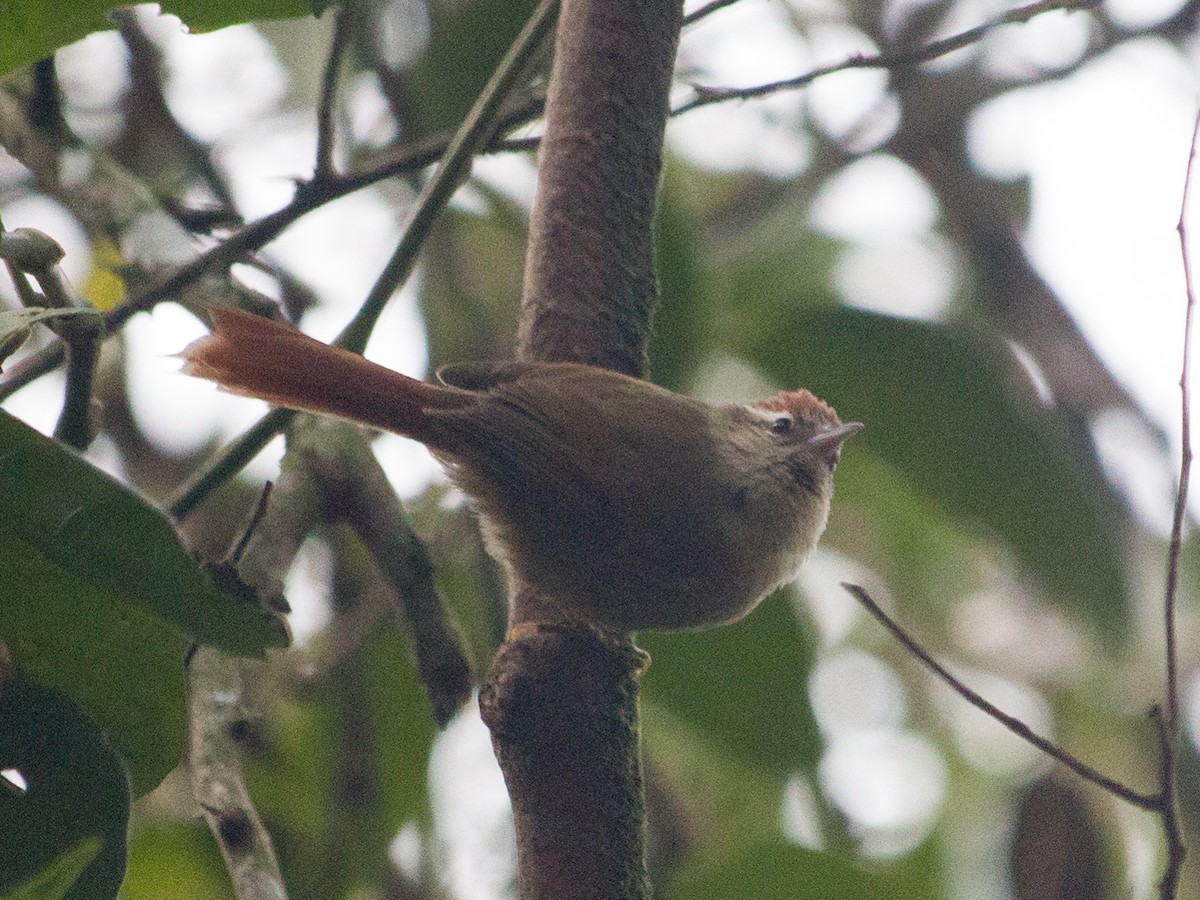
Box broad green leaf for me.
[734,307,1129,639]
[640,591,820,775]
[0,540,186,794]
[0,682,130,898]
[3,838,102,900]
[0,410,287,655]
[1,0,311,77]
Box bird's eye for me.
[770,416,792,435]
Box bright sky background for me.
[1,1,1197,895]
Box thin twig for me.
[1147,107,1200,900]
[0,0,1101,402]
[334,0,560,354]
[1166,110,1200,734]
[1152,707,1186,899]
[188,646,288,900]
[675,0,1101,115]
[314,2,355,184]
[0,215,44,316]
[0,128,530,402]
[0,225,103,448]
[229,482,274,567]
[841,583,1159,811]
[683,0,744,26]
[165,0,560,519]
[169,408,295,520]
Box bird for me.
[182,307,860,633]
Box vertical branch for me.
[52,319,101,450]
[1167,110,1200,734]
[189,647,288,900]
[517,0,684,376]
[481,628,651,899]
[313,2,354,185]
[1152,707,1186,899]
[481,0,684,897]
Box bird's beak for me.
[809,421,864,467]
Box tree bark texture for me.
[517,0,682,378]
[481,0,684,897]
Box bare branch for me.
[188,647,288,900]
[841,583,1159,811]
[674,0,1101,116]
[1166,110,1200,734]
[1151,706,1187,899]
[276,418,474,726]
[682,0,744,27]
[314,3,355,184]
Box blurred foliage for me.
[120,823,233,899]
[748,306,1129,638]
[0,0,1195,897]
[421,200,526,369]
[241,616,440,895]
[662,839,942,900]
[406,0,540,135]
[641,593,821,775]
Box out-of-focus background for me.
[2,0,1199,896]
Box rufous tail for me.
[181,307,473,445]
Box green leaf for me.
[0,539,186,795]
[1,1,311,77]
[3,838,102,900]
[640,592,820,775]
[0,681,130,898]
[0,410,286,655]
[735,307,1129,639]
